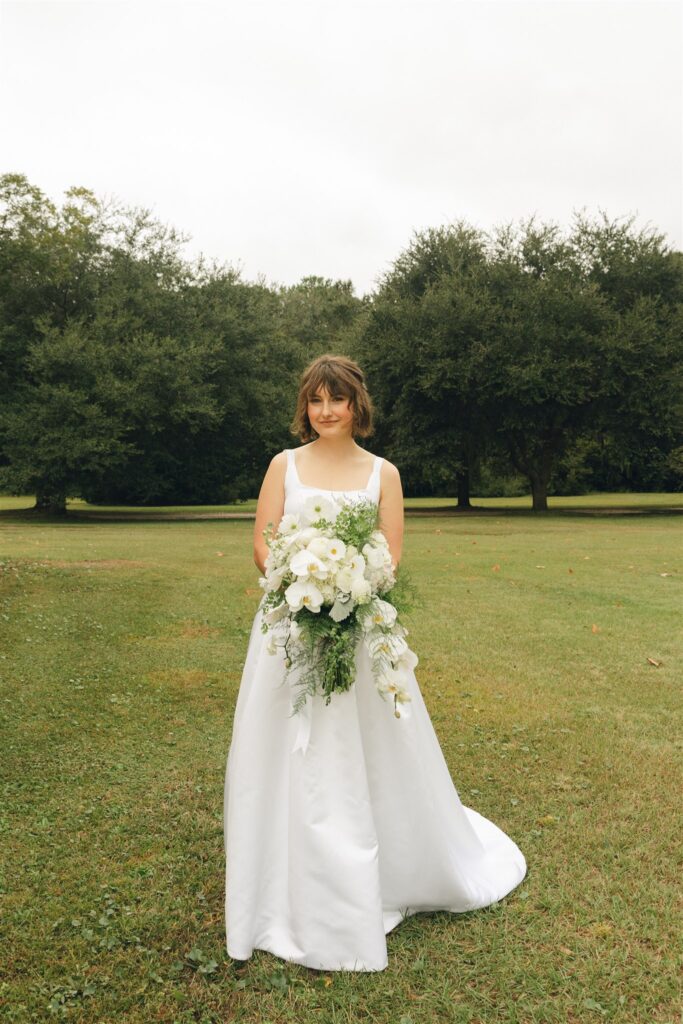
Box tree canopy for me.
[1,174,680,513]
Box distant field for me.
[2,491,682,516]
[1,505,681,1023]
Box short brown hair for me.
[290,354,375,443]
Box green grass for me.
[2,491,682,517]
[1,499,681,1023]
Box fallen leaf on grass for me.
[591,624,600,633]
[646,657,662,667]
[659,572,672,577]
[536,815,559,826]
[492,564,500,572]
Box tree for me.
[359,223,492,505]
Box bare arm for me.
[253,451,287,575]
[377,460,404,572]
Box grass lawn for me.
[0,497,681,1023]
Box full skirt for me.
[224,607,527,972]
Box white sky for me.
[1,0,681,296]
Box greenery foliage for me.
[1,173,681,512]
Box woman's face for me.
[307,385,354,438]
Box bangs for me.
[305,366,353,400]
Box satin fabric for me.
[223,449,527,971]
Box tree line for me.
[1,172,681,514]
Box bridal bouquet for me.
[258,493,417,719]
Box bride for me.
[223,352,527,972]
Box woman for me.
[224,353,526,972]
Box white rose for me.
[351,576,371,602]
[362,543,387,569]
[335,567,355,593]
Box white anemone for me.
[277,513,301,538]
[301,495,339,525]
[326,537,347,561]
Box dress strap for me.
[283,449,295,489]
[370,455,383,494]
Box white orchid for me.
[294,525,320,547]
[306,535,330,559]
[377,665,408,692]
[284,579,324,613]
[263,563,289,592]
[346,552,366,576]
[289,549,330,580]
[365,597,398,629]
[263,601,289,625]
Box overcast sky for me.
[1,0,681,296]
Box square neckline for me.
[290,448,378,493]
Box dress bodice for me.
[283,447,383,518]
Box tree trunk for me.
[529,473,549,511]
[456,468,472,509]
[34,492,67,515]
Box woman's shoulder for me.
[270,449,289,467]
[375,453,400,477]
[264,450,289,487]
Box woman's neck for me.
[310,436,360,455]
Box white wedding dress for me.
[223,448,527,972]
